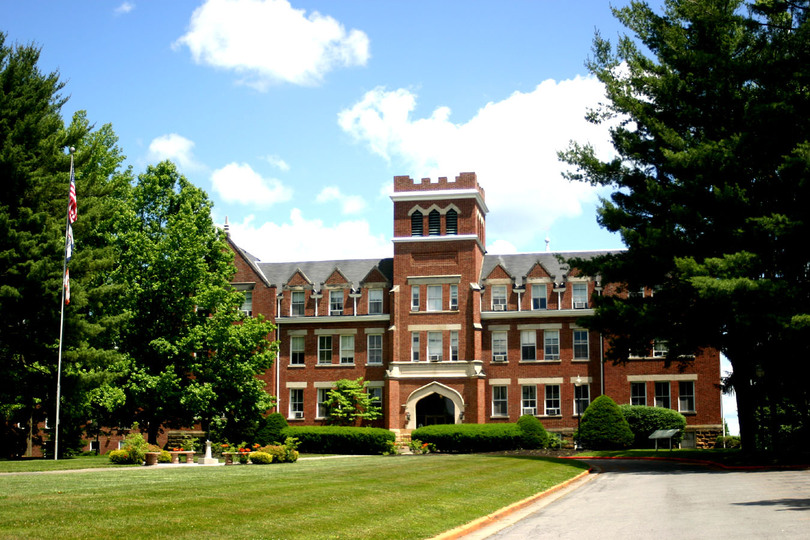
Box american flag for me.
[67,165,77,224]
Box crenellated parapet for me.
[393,172,485,199]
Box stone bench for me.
[167,450,196,464]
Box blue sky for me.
[3,0,737,434]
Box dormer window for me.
[428,210,441,235]
[492,285,507,311]
[291,291,305,316]
[572,283,588,309]
[329,290,344,316]
[368,289,383,314]
[446,209,458,235]
[411,211,423,236]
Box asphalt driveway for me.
[461,459,810,539]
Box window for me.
[317,388,329,419]
[427,285,442,312]
[368,386,383,408]
[521,330,536,361]
[367,334,383,364]
[340,335,354,364]
[240,290,252,316]
[544,330,560,360]
[531,284,547,310]
[411,332,420,362]
[427,331,443,361]
[368,289,383,314]
[630,382,647,406]
[655,381,671,408]
[291,291,305,316]
[329,290,343,316]
[318,335,332,364]
[545,385,561,416]
[450,331,459,361]
[428,210,441,235]
[492,386,508,417]
[411,211,423,236]
[492,331,507,362]
[522,386,537,416]
[492,285,507,311]
[289,389,304,418]
[572,282,588,309]
[573,330,589,360]
[449,284,458,310]
[679,381,695,412]
[574,384,590,415]
[653,340,668,358]
[290,336,305,365]
[411,285,420,311]
[446,209,458,235]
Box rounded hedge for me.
[618,405,686,448]
[249,451,273,464]
[577,395,634,450]
[516,414,549,449]
[108,449,133,464]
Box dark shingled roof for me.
[255,258,394,289]
[481,250,619,285]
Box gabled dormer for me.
[482,264,515,312]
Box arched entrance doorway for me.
[416,393,455,427]
[404,382,465,430]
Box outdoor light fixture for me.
[405,411,411,422]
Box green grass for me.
[576,448,744,464]
[0,454,587,539]
[0,455,139,473]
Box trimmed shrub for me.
[516,415,549,449]
[263,412,289,444]
[282,426,394,455]
[715,435,741,449]
[619,405,687,448]
[412,423,524,453]
[249,451,273,464]
[578,396,634,450]
[108,449,132,464]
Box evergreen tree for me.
[0,35,129,456]
[561,0,810,452]
[112,161,276,443]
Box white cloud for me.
[262,154,290,171]
[338,76,617,250]
[316,186,367,215]
[115,2,135,15]
[147,133,204,171]
[175,0,370,89]
[211,162,293,205]
[228,210,390,262]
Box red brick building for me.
[229,172,723,448]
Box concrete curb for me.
[429,468,593,540]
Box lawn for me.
[0,454,138,473]
[0,454,587,539]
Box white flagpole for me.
[54,147,75,460]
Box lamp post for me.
[574,375,582,450]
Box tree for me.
[0,33,129,457]
[577,396,634,450]
[112,161,276,443]
[324,378,382,426]
[560,0,810,453]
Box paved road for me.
[464,459,810,540]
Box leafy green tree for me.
[577,396,634,450]
[324,378,382,426]
[112,161,276,443]
[0,33,130,456]
[560,0,810,453]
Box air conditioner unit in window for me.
[522,408,537,416]
[429,355,441,362]
[573,302,588,309]
[240,310,252,317]
[493,355,506,362]
[293,411,304,419]
[494,304,505,311]
[546,408,561,416]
